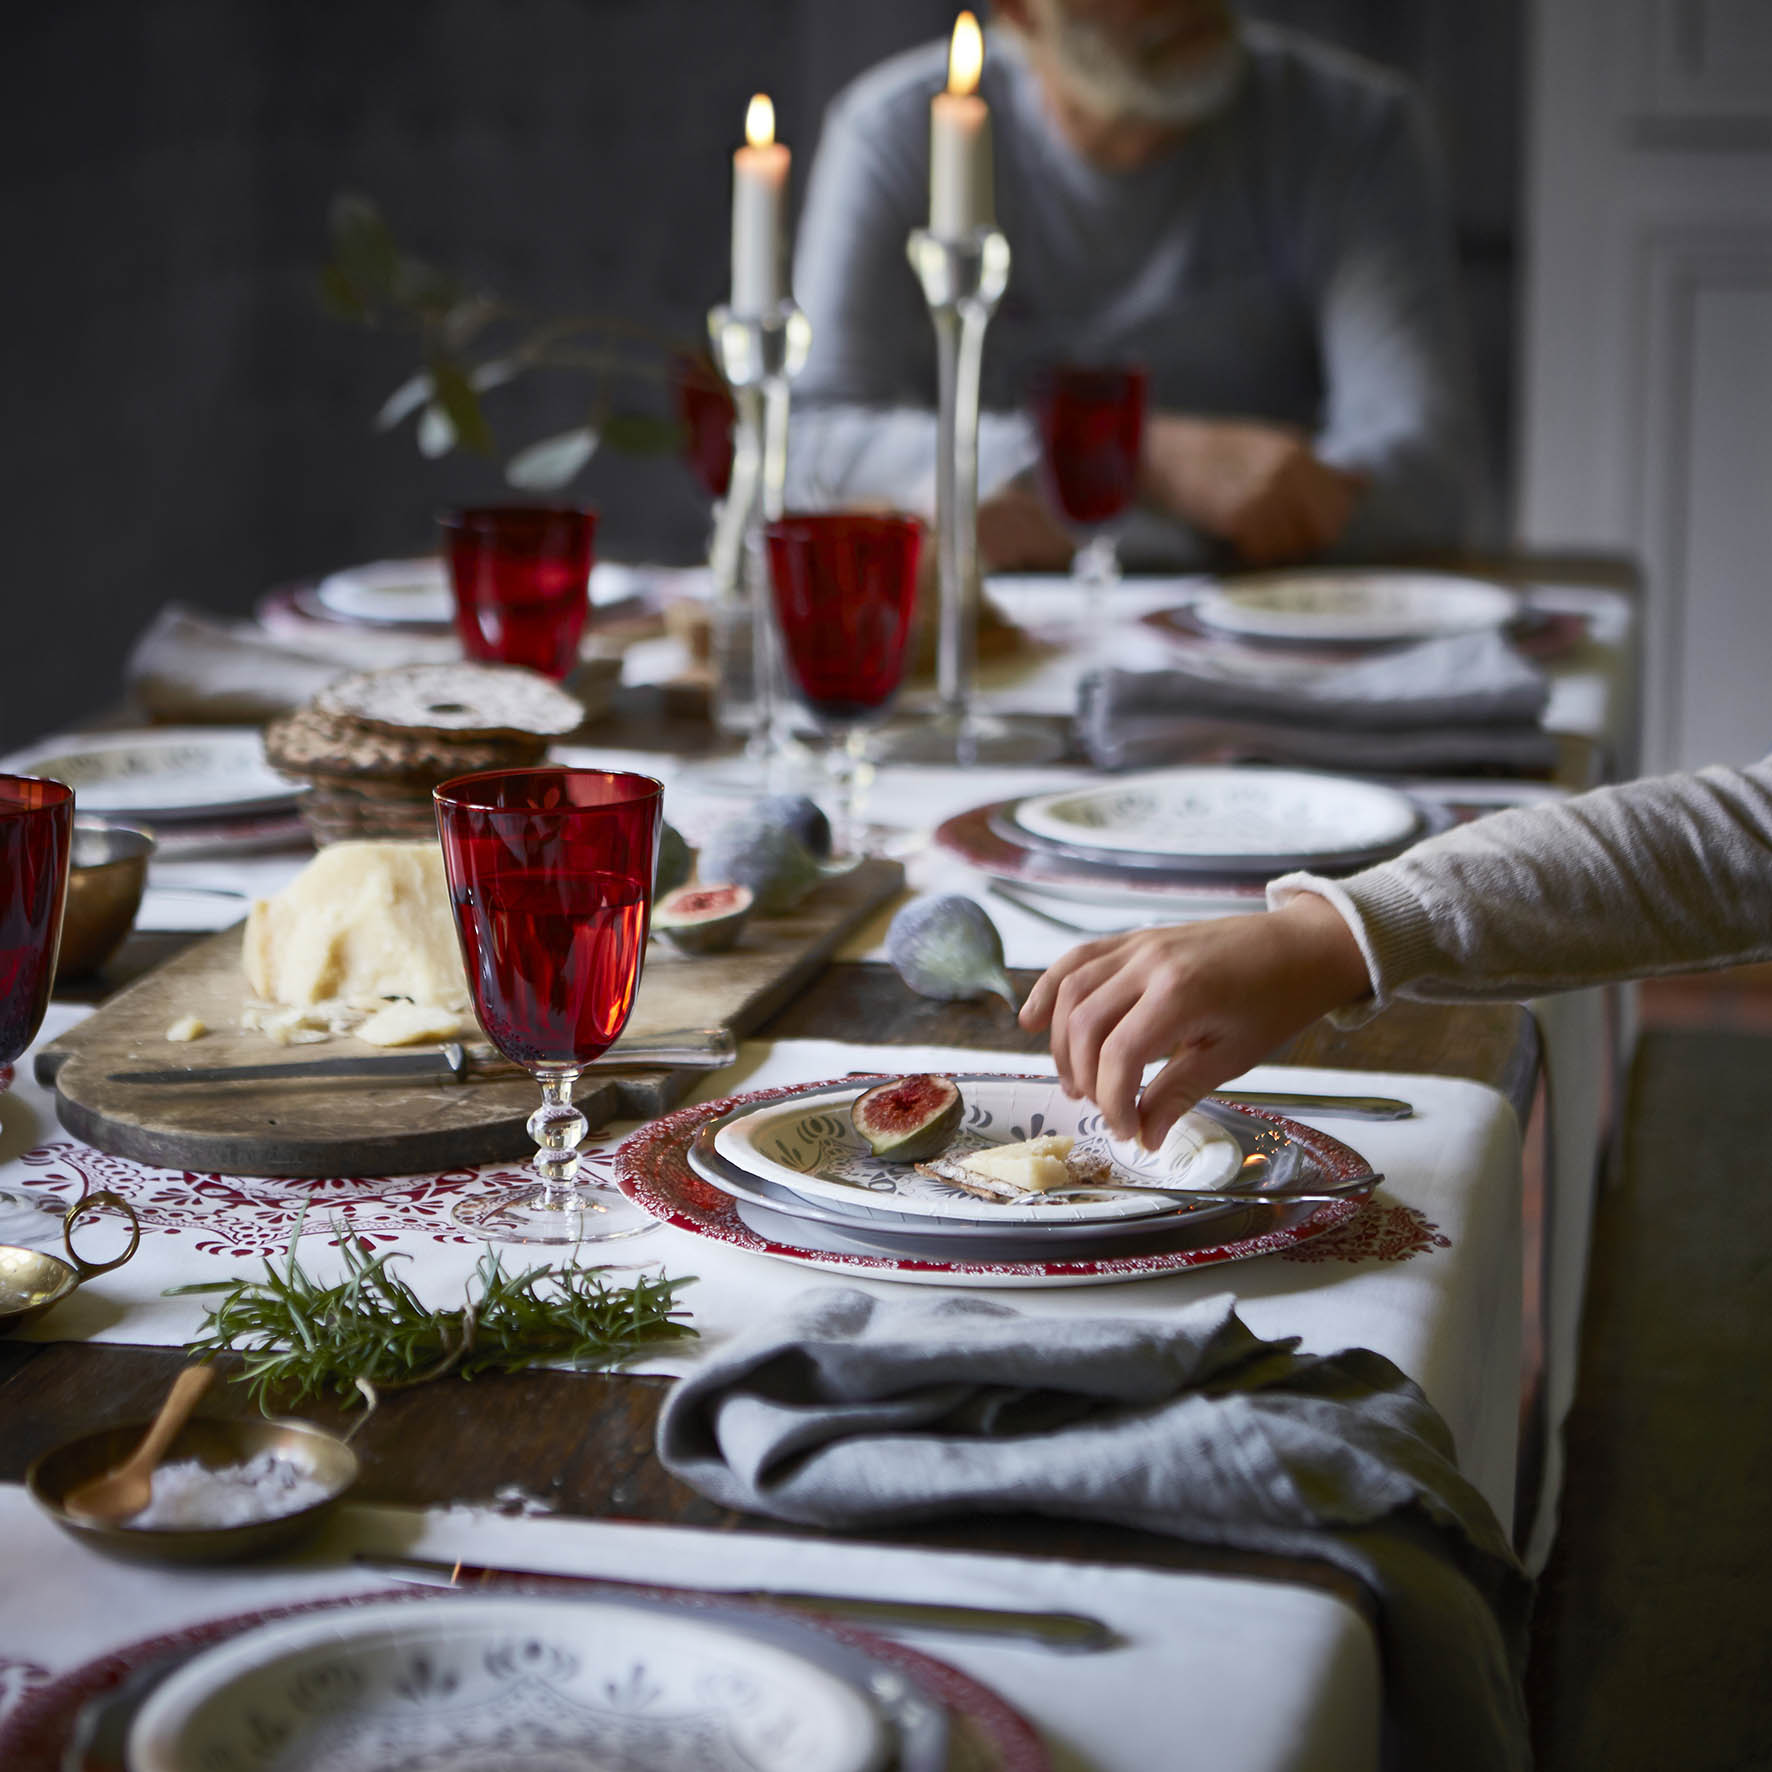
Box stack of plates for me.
[937,765,1439,918]
[11,729,305,858]
[619,1075,1379,1289]
[33,1591,1047,1772]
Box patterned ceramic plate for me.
[1192,569,1520,645]
[21,731,299,822]
[618,1086,1375,1290]
[3,1588,1049,1772]
[1013,767,1421,865]
[129,1596,891,1772]
[690,1114,1257,1252]
[714,1077,1244,1225]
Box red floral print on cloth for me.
[1279,1201,1452,1264]
[0,1063,14,1094]
[11,1138,628,1258]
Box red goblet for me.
[0,775,74,1072]
[435,767,663,1244]
[673,352,737,502]
[442,506,597,681]
[1035,364,1148,619]
[765,512,922,855]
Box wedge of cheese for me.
[918,1133,1105,1202]
[242,841,469,1012]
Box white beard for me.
[1018,4,1247,128]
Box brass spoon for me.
[62,1365,215,1524]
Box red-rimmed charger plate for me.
[617,1081,1372,1288]
[0,1581,1048,1772]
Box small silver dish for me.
[58,817,156,978]
[27,1414,360,1564]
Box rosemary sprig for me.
[168,1217,696,1413]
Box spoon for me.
[63,1365,215,1524]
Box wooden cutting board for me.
[35,858,904,1177]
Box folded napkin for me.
[658,1288,1531,1772]
[1082,629,1559,775]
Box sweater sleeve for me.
[1268,758,1772,1019]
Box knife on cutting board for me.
[101,1028,737,1087]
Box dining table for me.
[0,552,1638,1771]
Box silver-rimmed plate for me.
[713,1076,1244,1226]
[1192,569,1521,646]
[19,730,300,822]
[128,1595,893,1772]
[1012,767,1422,868]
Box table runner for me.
[0,1483,1380,1772]
[4,1010,1521,1523]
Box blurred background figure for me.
[789,0,1488,573]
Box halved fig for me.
[851,1073,965,1163]
[653,882,753,954]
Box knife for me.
[1212,1090,1413,1121]
[108,1028,738,1087]
[353,1552,1122,1653]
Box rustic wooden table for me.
[0,954,1539,1621]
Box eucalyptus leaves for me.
[170,1218,696,1412]
[321,192,729,494]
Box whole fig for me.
[655,822,692,896]
[885,894,1017,1010]
[699,815,820,914]
[756,793,832,860]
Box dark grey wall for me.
[0,0,1518,751]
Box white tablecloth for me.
[0,1485,1380,1772]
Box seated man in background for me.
[789,0,1486,571]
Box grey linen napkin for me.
[1082,629,1558,775]
[658,1288,1532,1772]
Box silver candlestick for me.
[879,227,1063,765]
[705,301,812,776]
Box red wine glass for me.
[434,767,663,1244]
[441,506,597,681]
[0,775,74,1075]
[765,512,922,855]
[673,352,737,502]
[1035,365,1148,623]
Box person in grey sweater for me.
[1021,758,1772,1148]
[789,0,1485,570]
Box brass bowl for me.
[26,1415,360,1564]
[57,817,156,978]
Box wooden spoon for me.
[63,1364,216,1524]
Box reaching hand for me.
[1018,894,1373,1148]
[1141,414,1365,566]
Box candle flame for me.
[745,93,776,149]
[948,12,983,96]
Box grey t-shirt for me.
[788,22,1486,565]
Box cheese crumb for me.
[164,1015,208,1043]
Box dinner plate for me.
[7,1589,1049,1772]
[313,556,455,626]
[128,1595,892,1772]
[1013,767,1421,866]
[618,1086,1375,1289]
[683,1112,1254,1254]
[937,801,1272,914]
[1192,569,1521,646]
[21,730,300,822]
[714,1077,1244,1225]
